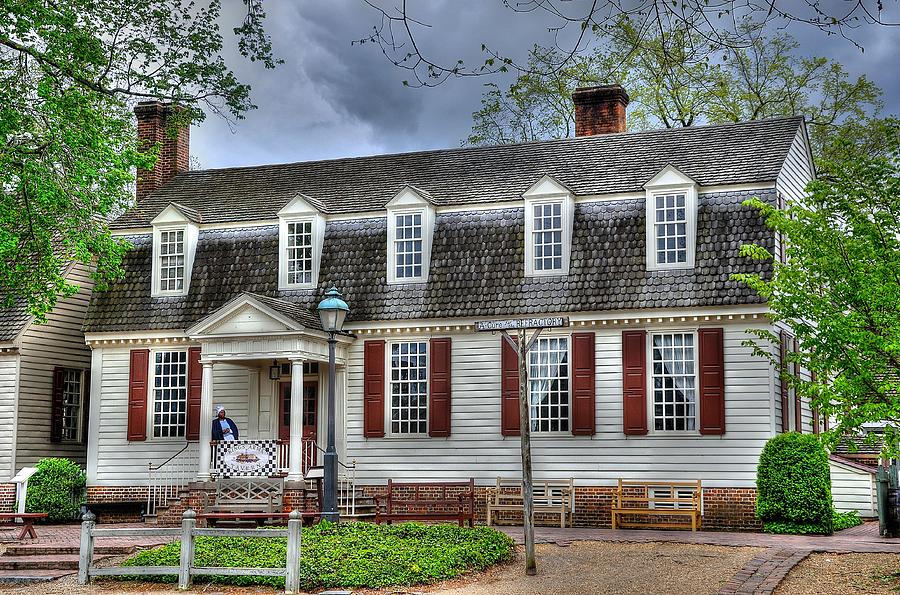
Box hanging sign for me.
[215,440,276,477]
[474,317,569,332]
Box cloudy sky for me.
[190,1,900,170]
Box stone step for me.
[4,544,134,556]
[0,554,104,571]
[0,569,76,584]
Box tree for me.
[732,119,900,458]
[465,26,883,159]
[1,0,278,320]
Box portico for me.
[185,293,351,483]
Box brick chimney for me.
[572,85,629,136]
[134,101,189,202]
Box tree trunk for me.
[518,328,536,575]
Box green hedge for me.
[24,458,86,522]
[123,521,514,590]
[756,433,833,534]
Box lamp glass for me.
[268,365,281,380]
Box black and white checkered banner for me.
[213,440,277,478]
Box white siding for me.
[345,321,776,488]
[15,263,94,468]
[0,354,20,481]
[91,345,250,486]
[775,126,815,204]
[830,459,876,517]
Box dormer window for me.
[151,203,199,297]
[278,194,326,290]
[386,186,435,284]
[523,175,574,277]
[644,165,698,271]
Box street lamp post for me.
[316,286,349,523]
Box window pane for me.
[654,193,688,264]
[286,220,314,285]
[61,369,82,441]
[153,351,188,438]
[390,342,428,434]
[532,202,564,273]
[528,337,569,432]
[159,230,186,291]
[651,333,697,432]
[394,214,424,279]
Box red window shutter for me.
[698,328,726,435]
[186,347,202,441]
[571,332,596,436]
[779,330,790,432]
[429,338,452,437]
[81,370,91,445]
[50,367,65,443]
[363,340,385,438]
[127,349,150,442]
[793,336,802,433]
[500,337,520,437]
[622,330,648,435]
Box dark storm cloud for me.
[190,1,900,170]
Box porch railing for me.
[275,438,319,475]
[147,443,199,517]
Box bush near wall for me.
[24,458,86,522]
[756,433,834,534]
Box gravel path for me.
[776,552,900,595]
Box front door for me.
[279,381,318,442]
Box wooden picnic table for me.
[0,512,49,539]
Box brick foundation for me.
[0,482,15,513]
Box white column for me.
[197,361,215,481]
[287,358,304,481]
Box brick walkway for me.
[0,522,177,550]
[717,548,811,595]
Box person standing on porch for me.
[212,405,239,441]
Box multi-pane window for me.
[533,203,563,272]
[159,230,185,292]
[654,193,688,265]
[389,341,428,434]
[61,369,83,441]
[394,213,423,280]
[651,333,697,431]
[152,351,187,438]
[286,220,313,285]
[529,337,569,432]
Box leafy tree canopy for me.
[733,120,900,457]
[0,0,278,320]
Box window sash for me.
[60,369,83,441]
[528,337,569,432]
[651,332,697,431]
[152,351,188,438]
[389,341,428,435]
[394,213,423,279]
[286,220,314,285]
[159,230,185,292]
[653,193,688,265]
[532,203,564,272]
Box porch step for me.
[0,554,110,571]
[4,544,134,556]
[0,569,75,584]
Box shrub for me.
[24,458,86,522]
[832,510,863,531]
[123,521,515,590]
[756,433,833,534]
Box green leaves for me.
[1,0,278,319]
[124,521,515,590]
[24,458,86,522]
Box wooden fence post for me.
[285,510,302,593]
[178,509,197,590]
[77,510,96,585]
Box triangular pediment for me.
[386,185,435,208]
[278,193,325,217]
[186,294,305,337]
[644,164,698,189]
[522,175,573,199]
[151,202,201,225]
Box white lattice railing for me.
[146,443,199,517]
[338,460,358,517]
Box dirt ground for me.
[776,552,900,595]
[0,541,763,595]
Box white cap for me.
[215,405,225,415]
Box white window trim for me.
[524,197,574,277]
[646,328,701,436]
[147,348,189,441]
[527,332,572,435]
[150,214,198,297]
[60,368,85,443]
[644,166,699,271]
[278,214,325,290]
[387,207,434,284]
[384,339,430,438]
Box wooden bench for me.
[611,479,702,531]
[486,478,574,528]
[200,478,284,526]
[197,511,320,526]
[374,479,475,527]
[0,513,48,540]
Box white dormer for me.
[386,185,435,284]
[643,165,699,271]
[523,175,575,277]
[278,194,326,290]
[151,203,200,297]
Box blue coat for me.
[211,417,239,441]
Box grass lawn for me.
[122,521,514,591]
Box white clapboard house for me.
[80,86,821,528]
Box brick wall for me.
[0,482,15,513]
